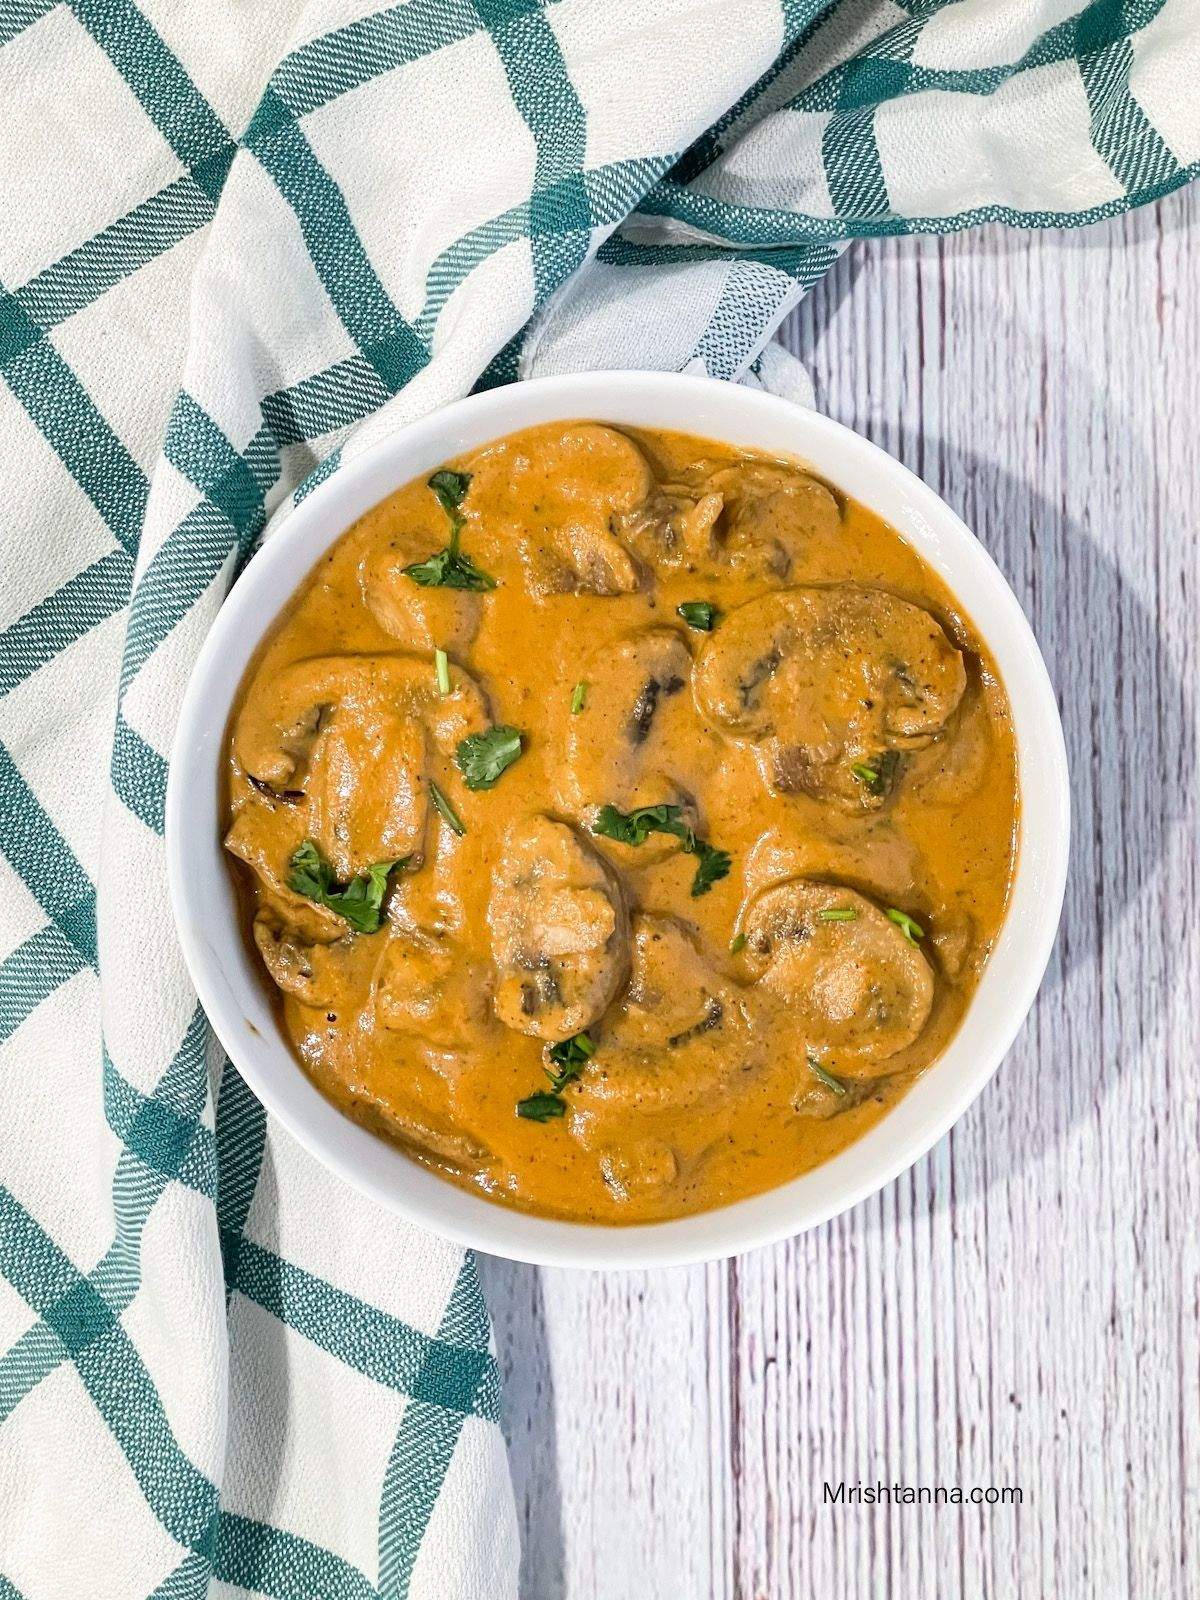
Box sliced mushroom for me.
[359,544,482,653]
[371,1098,494,1176]
[703,461,841,578]
[741,879,934,1067]
[614,488,725,573]
[224,798,343,941]
[574,915,757,1114]
[930,910,975,981]
[906,683,993,805]
[597,1139,680,1202]
[234,652,489,784]
[232,653,490,875]
[487,815,629,1040]
[305,703,428,878]
[559,627,698,831]
[475,424,651,596]
[252,910,368,1007]
[374,928,495,1050]
[791,1072,873,1121]
[743,822,925,914]
[694,585,966,809]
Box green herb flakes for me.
[677,600,718,632]
[403,470,497,591]
[287,840,407,934]
[544,1032,596,1092]
[592,802,731,898]
[516,1091,567,1123]
[455,725,523,790]
[429,780,466,836]
[427,469,470,530]
[691,843,733,897]
[885,907,925,944]
[807,1051,848,1096]
[852,750,902,797]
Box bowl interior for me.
[167,372,1069,1269]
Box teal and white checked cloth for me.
[0,0,1194,1593]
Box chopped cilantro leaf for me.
[592,802,731,897]
[403,544,496,591]
[455,725,523,790]
[852,750,903,796]
[287,840,407,934]
[544,1032,595,1092]
[690,842,732,898]
[592,801,688,849]
[427,469,471,529]
[516,1091,567,1123]
[403,469,496,590]
[677,600,719,631]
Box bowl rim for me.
[166,370,1070,1270]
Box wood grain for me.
[478,179,1200,1600]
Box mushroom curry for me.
[225,423,1018,1224]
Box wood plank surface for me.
[478,178,1200,1600]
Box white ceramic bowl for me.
[167,372,1069,1270]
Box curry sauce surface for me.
[225,423,1018,1223]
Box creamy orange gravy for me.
[225,423,1018,1224]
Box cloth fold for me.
[0,0,1193,1593]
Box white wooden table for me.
[479,179,1200,1600]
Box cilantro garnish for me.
[544,1032,595,1092]
[885,907,925,944]
[429,780,466,836]
[807,1051,849,1096]
[851,750,902,796]
[677,600,719,631]
[287,840,407,934]
[591,802,731,897]
[455,725,523,791]
[516,1092,567,1123]
[403,471,497,591]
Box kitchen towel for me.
[0,1,1194,1594]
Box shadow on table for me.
[784,221,1198,1188]
[943,447,1193,1182]
[476,1252,566,1600]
